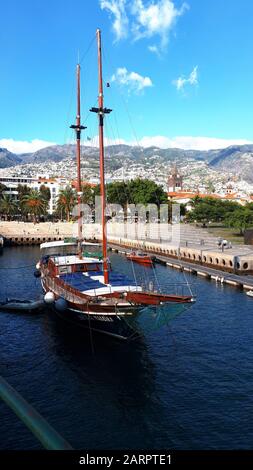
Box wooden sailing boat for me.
[37,30,195,340]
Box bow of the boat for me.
[125,291,196,306]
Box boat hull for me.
[40,262,194,340]
[41,279,140,339]
[0,299,45,313]
[246,291,253,297]
[53,306,136,340]
[49,299,191,340]
[126,255,153,265]
[42,283,191,340]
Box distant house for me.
[167,190,248,209]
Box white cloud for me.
[131,0,188,50]
[173,65,198,91]
[111,67,153,93]
[82,136,127,147]
[1,136,252,154]
[0,138,57,154]
[188,66,198,85]
[82,135,253,151]
[148,44,161,56]
[100,0,128,41]
[136,135,253,150]
[100,0,188,52]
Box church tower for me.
[226,183,233,195]
[168,164,183,193]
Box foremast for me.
[70,64,87,258]
[90,29,112,284]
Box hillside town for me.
[1,154,253,215]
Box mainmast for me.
[90,29,112,284]
[70,64,86,258]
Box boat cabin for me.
[40,240,140,296]
[51,256,104,276]
[40,240,105,276]
[40,240,101,258]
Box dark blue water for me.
[0,246,253,450]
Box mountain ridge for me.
[1,143,253,182]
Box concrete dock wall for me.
[108,236,253,274]
[1,221,253,274]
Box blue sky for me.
[1,0,253,153]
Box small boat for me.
[126,251,154,266]
[0,235,3,254]
[0,299,45,312]
[246,290,253,297]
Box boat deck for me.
[59,271,141,296]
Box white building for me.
[0,174,68,214]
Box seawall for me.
[1,221,253,275]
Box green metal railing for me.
[0,375,72,450]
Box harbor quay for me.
[1,221,253,276]
[108,243,253,292]
[108,236,253,275]
[0,221,73,246]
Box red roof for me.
[71,180,97,189]
[167,191,221,199]
[223,193,237,199]
[38,178,56,183]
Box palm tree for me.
[22,189,48,222]
[0,183,7,199]
[81,184,94,205]
[0,194,18,220]
[39,184,51,202]
[17,184,31,199]
[17,184,32,220]
[57,186,77,222]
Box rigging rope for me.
[151,262,162,293]
[130,257,138,288]
[79,34,97,66]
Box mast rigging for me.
[70,64,87,258]
[90,29,112,284]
